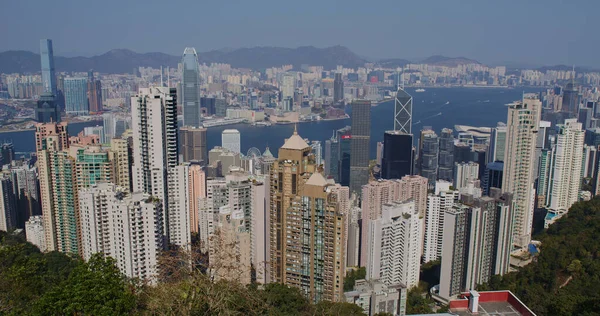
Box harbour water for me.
[4,87,542,158]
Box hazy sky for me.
[1,0,598,66]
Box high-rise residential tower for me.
[350,100,371,194]
[36,122,79,254]
[502,94,541,248]
[545,119,584,223]
[87,70,103,113]
[182,47,201,127]
[269,129,346,302]
[40,39,57,95]
[131,87,179,243]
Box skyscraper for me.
[545,119,584,223]
[338,127,352,186]
[40,39,57,95]
[79,183,164,280]
[562,82,579,118]
[488,122,507,163]
[87,70,103,113]
[394,86,412,134]
[423,182,458,263]
[36,122,79,254]
[64,77,89,115]
[438,128,455,181]
[131,87,179,243]
[419,130,439,187]
[365,201,422,289]
[350,100,371,194]
[0,174,17,232]
[482,162,503,196]
[36,92,60,123]
[182,47,201,127]
[181,126,208,163]
[269,129,346,302]
[381,131,413,180]
[222,129,241,154]
[281,72,296,100]
[502,94,541,248]
[333,73,344,104]
[453,162,479,190]
[324,134,340,181]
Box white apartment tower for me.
[366,201,423,289]
[25,215,46,252]
[131,87,180,244]
[545,119,584,221]
[79,183,165,281]
[423,182,459,263]
[501,94,541,248]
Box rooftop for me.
[449,291,536,316]
[281,126,310,150]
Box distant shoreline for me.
[0,119,103,134]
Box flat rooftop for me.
[449,291,536,316]
[452,301,523,315]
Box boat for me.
[415,88,426,93]
[445,101,450,105]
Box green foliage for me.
[406,288,434,314]
[481,198,600,315]
[343,267,366,291]
[33,253,137,315]
[314,300,365,315]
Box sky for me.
[1,0,598,67]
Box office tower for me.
[376,141,384,166]
[222,129,241,154]
[108,137,133,192]
[438,128,455,181]
[269,129,346,302]
[502,95,541,249]
[210,205,252,285]
[381,131,413,180]
[582,145,598,179]
[182,47,201,127]
[350,100,371,194]
[333,73,344,103]
[310,141,323,166]
[394,86,412,134]
[562,82,579,118]
[83,126,105,143]
[36,122,78,254]
[25,215,46,251]
[103,113,131,140]
[453,143,472,164]
[87,71,103,113]
[0,174,17,231]
[36,92,60,123]
[281,72,295,100]
[215,98,227,117]
[1,142,14,166]
[324,134,340,181]
[419,130,439,187]
[79,183,164,280]
[208,147,241,175]
[453,162,479,190]
[181,126,208,163]
[131,87,179,242]
[487,123,506,163]
[545,119,584,223]
[482,162,503,196]
[366,201,422,289]
[338,127,352,186]
[423,182,458,263]
[40,39,57,95]
[188,164,205,234]
[64,77,89,115]
[200,97,216,116]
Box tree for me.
[315,300,365,315]
[344,267,366,291]
[33,254,137,315]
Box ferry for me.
[415,88,426,93]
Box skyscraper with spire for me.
[182,47,201,127]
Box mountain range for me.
[0,45,487,74]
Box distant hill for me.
[0,45,367,74]
[376,58,412,68]
[420,55,481,67]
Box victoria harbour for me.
[5,87,541,157]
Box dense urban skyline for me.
[1,0,599,67]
